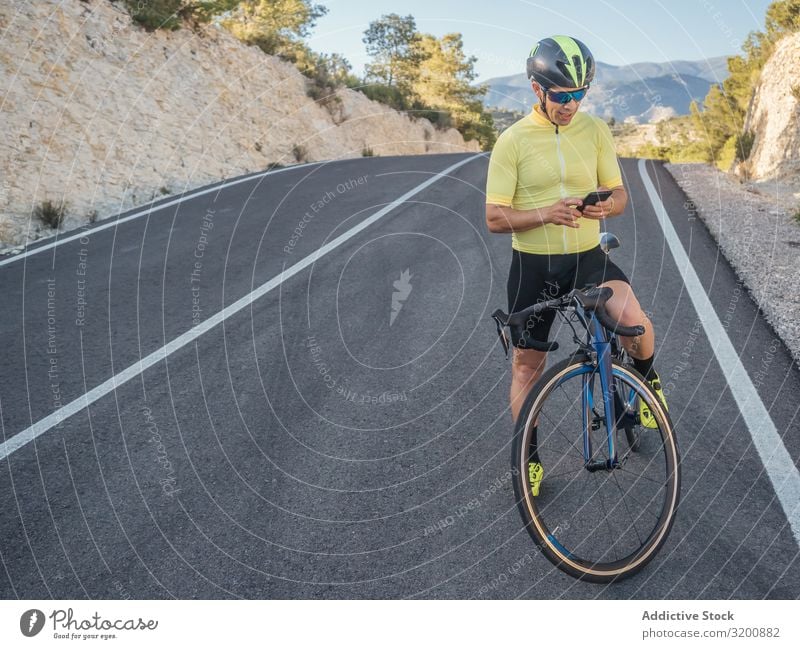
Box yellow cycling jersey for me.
[486,106,623,255]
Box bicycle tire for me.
[609,344,640,452]
[512,355,680,583]
[614,376,641,452]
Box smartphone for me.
[578,190,613,211]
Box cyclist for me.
[485,35,667,496]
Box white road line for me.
[0,161,323,268]
[638,158,800,546]
[0,154,481,461]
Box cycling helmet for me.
[526,36,595,89]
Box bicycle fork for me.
[581,316,620,472]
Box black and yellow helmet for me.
[526,35,595,89]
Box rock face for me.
[743,31,800,182]
[0,0,479,247]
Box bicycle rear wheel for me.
[614,375,640,452]
[610,342,640,451]
[512,356,680,583]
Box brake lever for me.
[491,313,510,359]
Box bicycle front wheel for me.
[512,356,680,583]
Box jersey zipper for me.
[554,124,568,253]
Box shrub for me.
[35,200,67,230]
[362,147,375,157]
[453,107,497,150]
[735,130,755,162]
[356,84,410,111]
[306,82,343,121]
[633,144,671,160]
[412,108,452,130]
[716,135,738,171]
[293,50,349,122]
[292,145,308,163]
[122,0,183,31]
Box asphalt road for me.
[1,153,798,599]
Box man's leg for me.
[511,346,548,496]
[599,279,654,364]
[600,279,667,426]
[510,347,548,423]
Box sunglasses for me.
[545,86,589,104]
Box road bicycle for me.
[491,234,680,582]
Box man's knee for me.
[603,282,648,328]
[618,306,650,329]
[512,348,547,385]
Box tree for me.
[321,53,357,87]
[412,33,479,107]
[685,0,800,169]
[362,14,420,88]
[764,0,800,36]
[223,0,328,59]
[359,18,496,149]
[409,33,494,148]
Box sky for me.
[307,0,773,81]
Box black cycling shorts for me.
[506,245,630,349]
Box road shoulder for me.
[665,162,800,366]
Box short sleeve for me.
[485,131,518,206]
[596,119,623,189]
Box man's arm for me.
[486,198,585,234]
[584,118,627,220]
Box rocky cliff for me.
[743,31,800,183]
[0,0,479,247]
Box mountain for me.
[481,56,730,123]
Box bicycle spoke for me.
[557,381,585,408]
[617,466,667,487]
[597,484,619,563]
[541,467,586,482]
[605,484,661,521]
[538,408,584,461]
[613,472,643,547]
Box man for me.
[485,35,667,496]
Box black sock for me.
[528,426,541,463]
[633,355,658,382]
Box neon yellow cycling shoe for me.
[639,376,668,429]
[528,462,544,497]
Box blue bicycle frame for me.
[576,303,620,470]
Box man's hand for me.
[582,186,625,220]
[542,197,583,228]
[581,197,613,219]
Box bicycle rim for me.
[514,359,680,582]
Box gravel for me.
[666,162,800,366]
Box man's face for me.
[533,82,584,126]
